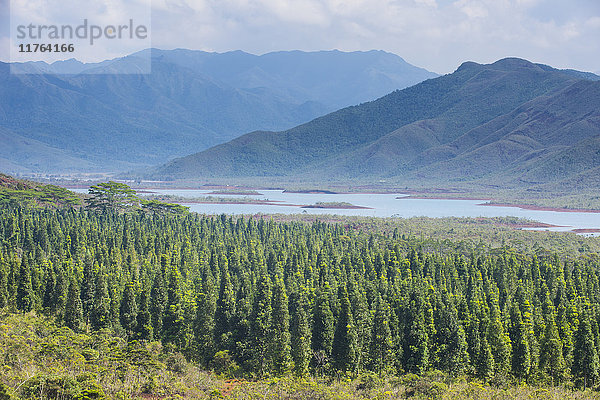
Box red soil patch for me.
[221,378,246,397]
[571,228,600,233]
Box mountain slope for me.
[0,49,436,174]
[152,58,595,184]
[0,127,94,174]
[411,79,600,185]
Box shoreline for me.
[397,195,492,201]
[399,195,600,214]
[479,202,600,214]
[177,200,372,210]
[178,200,294,206]
[59,183,600,214]
[301,204,372,210]
[207,191,261,195]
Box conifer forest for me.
[2,194,600,399]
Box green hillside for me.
[414,80,600,185]
[149,58,600,194]
[0,49,436,174]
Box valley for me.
[146,58,600,204]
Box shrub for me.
[20,375,79,399]
[0,383,14,400]
[165,352,188,374]
[356,371,383,390]
[213,350,240,377]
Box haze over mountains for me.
[150,58,600,191]
[0,49,436,174]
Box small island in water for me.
[207,189,261,195]
[301,201,371,209]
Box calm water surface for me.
[134,189,600,234]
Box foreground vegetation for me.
[2,311,600,399]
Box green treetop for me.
[87,181,138,212]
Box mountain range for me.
[149,58,600,191]
[0,49,436,174]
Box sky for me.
[1,0,599,74]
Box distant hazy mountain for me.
[0,49,437,174]
[151,58,600,190]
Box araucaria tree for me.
[332,285,357,372]
[572,310,599,388]
[369,295,393,374]
[290,288,311,376]
[86,181,139,212]
[250,273,272,376]
[271,277,292,375]
[509,302,531,380]
[64,278,83,332]
[312,285,334,372]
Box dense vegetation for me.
[5,313,600,400]
[2,202,600,399]
[268,214,600,256]
[0,174,81,208]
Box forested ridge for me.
[1,50,436,174]
[150,58,600,199]
[2,204,600,397]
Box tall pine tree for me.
[195,267,216,366]
[250,273,272,376]
[312,286,334,357]
[332,285,357,373]
[403,291,429,373]
[539,308,566,384]
[120,282,138,337]
[135,289,153,341]
[271,277,292,375]
[369,295,393,375]
[64,278,83,332]
[509,303,531,380]
[573,310,599,388]
[434,302,469,376]
[16,257,34,312]
[290,288,311,376]
[214,264,235,351]
[150,269,167,338]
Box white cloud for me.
[585,16,600,28]
[1,0,599,73]
[454,0,489,19]
[415,0,438,8]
